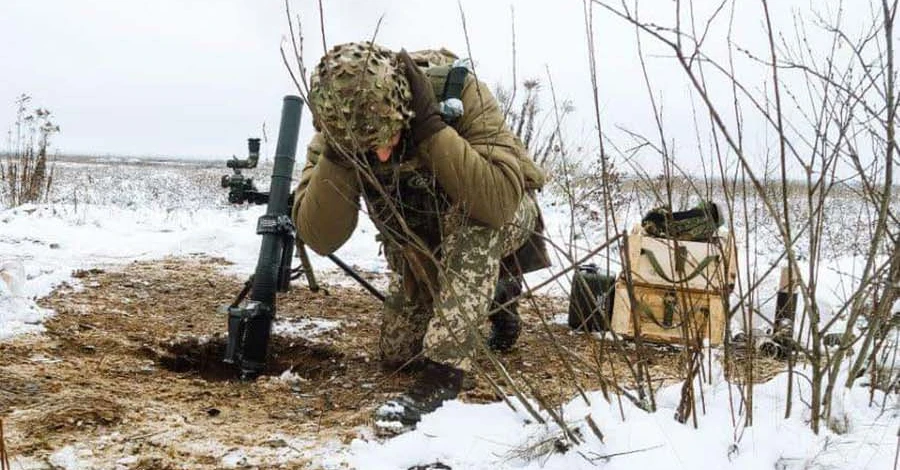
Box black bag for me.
[567,265,616,331]
[641,200,723,242]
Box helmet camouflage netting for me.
[309,42,413,155]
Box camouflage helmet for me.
[309,42,413,155]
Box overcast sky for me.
[0,0,598,159]
[0,0,882,176]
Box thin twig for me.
[0,418,10,470]
[581,444,664,462]
[317,0,327,54]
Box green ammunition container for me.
[567,264,616,331]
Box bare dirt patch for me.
[0,256,766,468]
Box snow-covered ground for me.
[341,365,896,470]
[1,158,896,469]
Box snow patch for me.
[0,295,49,339]
[272,317,341,340]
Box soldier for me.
[292,42,548,432]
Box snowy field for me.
[0,157,897,469]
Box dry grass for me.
[0,255,724,468]
[723,350,788,384]
[17,391,124,439]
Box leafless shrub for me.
[587,0,899,435]
[1,94,59,208]
[496,78,574,167]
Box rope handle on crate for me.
[640,248,719,285]
[634,296,684,330]
[634,295,712,331]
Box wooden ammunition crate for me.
[626,227,737,293]
[610,281,726,346]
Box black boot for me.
[374,360,464,435]
[488,277,522,352]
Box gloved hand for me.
[398,50,447,146]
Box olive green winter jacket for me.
[292,66,546,256]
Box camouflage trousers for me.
[379,195,538,372]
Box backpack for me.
[407,48,459,67]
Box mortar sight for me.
[247,138,260,154]
[221,137,267,205]
[226,138,261,169]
